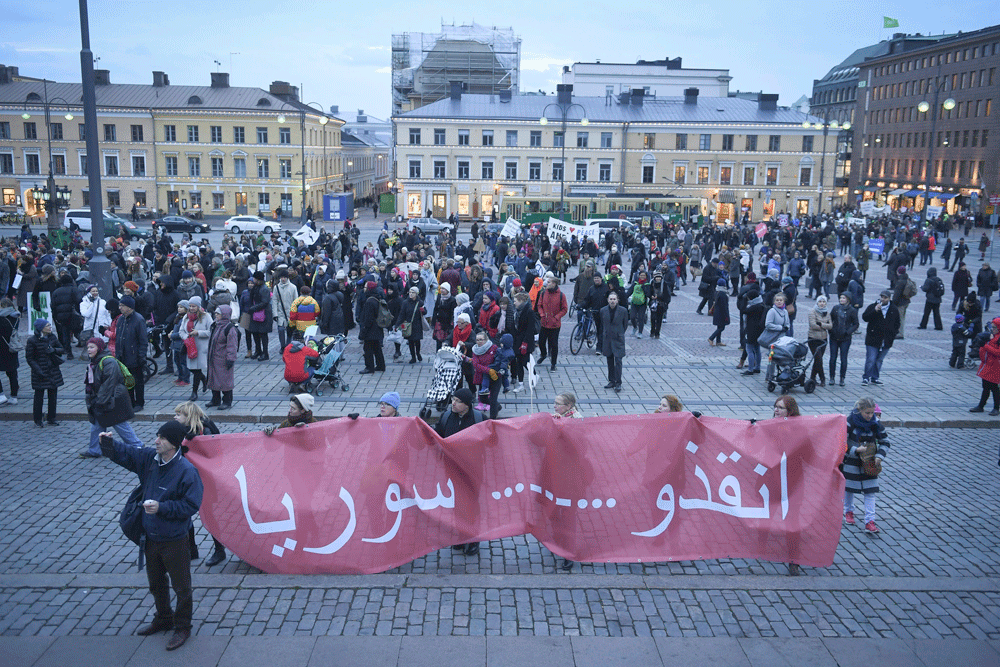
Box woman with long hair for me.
[174,401,227,566]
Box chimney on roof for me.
[357,110,367,122]
[94,69,110,85]
[210,72,229,88]
[557,83,573,105]
[758,93,779,111]
[684,87,699,105]
[330,105,339,114]
[152,71,169,87]
[269,81,299,102]
[449,81,463,101]
[499,89,512,103]
[0,65,20,84]
[630,88,645,107]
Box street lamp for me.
[803,116,850,214]
[20,79,77,232]
[277,101,328,222]
[540,91,588,222]
[917,87,957,224]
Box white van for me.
[63,209,149,239]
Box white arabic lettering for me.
[235,465,296,535]
[302,487,356,554]
[362,479,455,544]
[630,484,675,537]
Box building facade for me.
[340,109,393,199]
[847,25,1000,216]
[561,58,731,99]
[0,66,344,219]
[393,85,833,224]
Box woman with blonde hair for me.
[173,400,227,566]
[552,392,582,418]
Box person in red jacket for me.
[282,333,320,392]
[477,292,501,340]
[536,276,568,371]
[969,317,1000,415]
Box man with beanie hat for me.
[176,269,204,302]
[116,295,148,410]
[433,386,485,555]
[100,422,203,651]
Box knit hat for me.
[745,271,757,282]
[512,278,522,287]
[365,280,377,291]
[439,284,451,294]
[452,387,475,410]
[87,336,106,352]
[717,278,727,286]
[188,295,202,307]
[379,391,401,410]
[291,393,314,413]
[336,270,346,280]
[215,280,226,290]
[119,295,136,309]
[41,264,55,275]
[156,420,188,449]
[33,318,49,333]
[253,271,265,281]
[781,276,793,284]
[955,314,965,323]
[181,270,194,279]
[124,281,139,292]
[456,313,471,324]
[177,299,190,309]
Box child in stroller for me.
[419,346,463,419]
[764,335,827,394]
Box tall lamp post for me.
[803,115,850,215]
[540,89,588,222]
[917,82,956,225]
[277,101,328,222]
[20,79,76,232]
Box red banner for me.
[186,413,846,574]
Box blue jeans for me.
[173,348,190,383]
[746,342,761,372]
[828,338,851,380]
[88,420,143,456]
[863,344,890,382]
[981,296,991,312]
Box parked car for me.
[586,218,638,234]
[153,215,211,234]
[408,217,453,234]
[224,216,281,234]
[484,222,505,235]
[62,209,150,239]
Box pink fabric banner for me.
[185,413,846,574]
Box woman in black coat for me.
[50,274,81,359]
[395,286,426,363]
[430,286,457,351]
[25,318,64,427]
[245,271,273,360]
[708,279,731,346]
[319,281,346,336]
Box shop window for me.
[134,191,147,207]
[107,191,120,208]
[212,192,225,210]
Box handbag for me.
[858,444,882,477]
[252,309,266,323]
[184,335,198,359]
[402,305,418,338]
[433,321,447,341]
[385,328,403,344]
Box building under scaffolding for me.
[392,23,520,115]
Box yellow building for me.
[0,66,343,220]
[393,85,836,224]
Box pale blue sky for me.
[2,0,997,119]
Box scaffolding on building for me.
[391,22,521,115]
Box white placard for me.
[500,218,521,239]
[547,218,600,243]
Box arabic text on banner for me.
[185,413,847,574]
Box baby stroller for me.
[966,330,990,370]
[419,346,463,419]
[764,335,827,394]
[303,326,349,395]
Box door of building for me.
[167,190,180,214]
[432,193,446,219]
[235,192,247,215]
[573,204,588,222]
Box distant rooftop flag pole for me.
[883,16,899,28]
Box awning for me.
[718,189,738,203]
[935,193,957,201]
[889,188,908,195]
[863,186,878,192]
[906,189,924,196]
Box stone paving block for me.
[0,636,56,667]
[124,635,231,666]
[571,636,662,666]
[217,636,316,667]
[32,636,143,667]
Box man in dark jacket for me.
[80,337,142,457]
[861,290,901,386]
[433,387,485,556]
[600,292,629,392]
[358,281,385,374]
[50,273,80,358]
[918,266,946,330]
[738,273,766,375]
[695,258,719,315]
[116,295,148,409]
[100,420,203,651]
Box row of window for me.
[813,86,858,106]
[406,128,816,153]
[864,156,987,184]
[404,158,807,187]
[866,128,990,150]
[0,121,297,145]
[871,69,996,102]
[0,153,307,180]
[872,42,1000,79]
[869,98,992,125]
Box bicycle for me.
[570,309,598,355]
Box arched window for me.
[257,98,271,107]
[187,95,203,105]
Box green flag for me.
[883,16,899,28]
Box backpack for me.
[99,356,136,390]
[630,284,646,306]
[119,483,145,546]
[3,316,24,352]
[903,278,917,299]
[933,278,945,298]
[376,299,393,329]
[223,322,242,349]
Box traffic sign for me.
[989,195,1000,205]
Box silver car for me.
[224,216,281,234]
[408,217,453,234]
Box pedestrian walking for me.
[599,292,628,392]
[968,317,1000,415]
[807,296,832,387]
[842,397,889,533]
[25,318,64,427]
[861,290,901,386]
[100,421,203,651]
[80,337,143,458]
[918,267,946,330]
[205,305,239,410]
[115,295,148,411]
[707,278,730,346]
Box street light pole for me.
[277,101,328,223]
[540,97,588,222]
[804,113,849,215]
[918,74,956,226]
[21,80,77,233]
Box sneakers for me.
[865,521,879,533]
[871,379,884,385]
[511,382,524,394]
[0,395,7,406]
[844,511,855,525]
[861,379,869,386]
[173,380,190,387]
[7,397,16,405]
